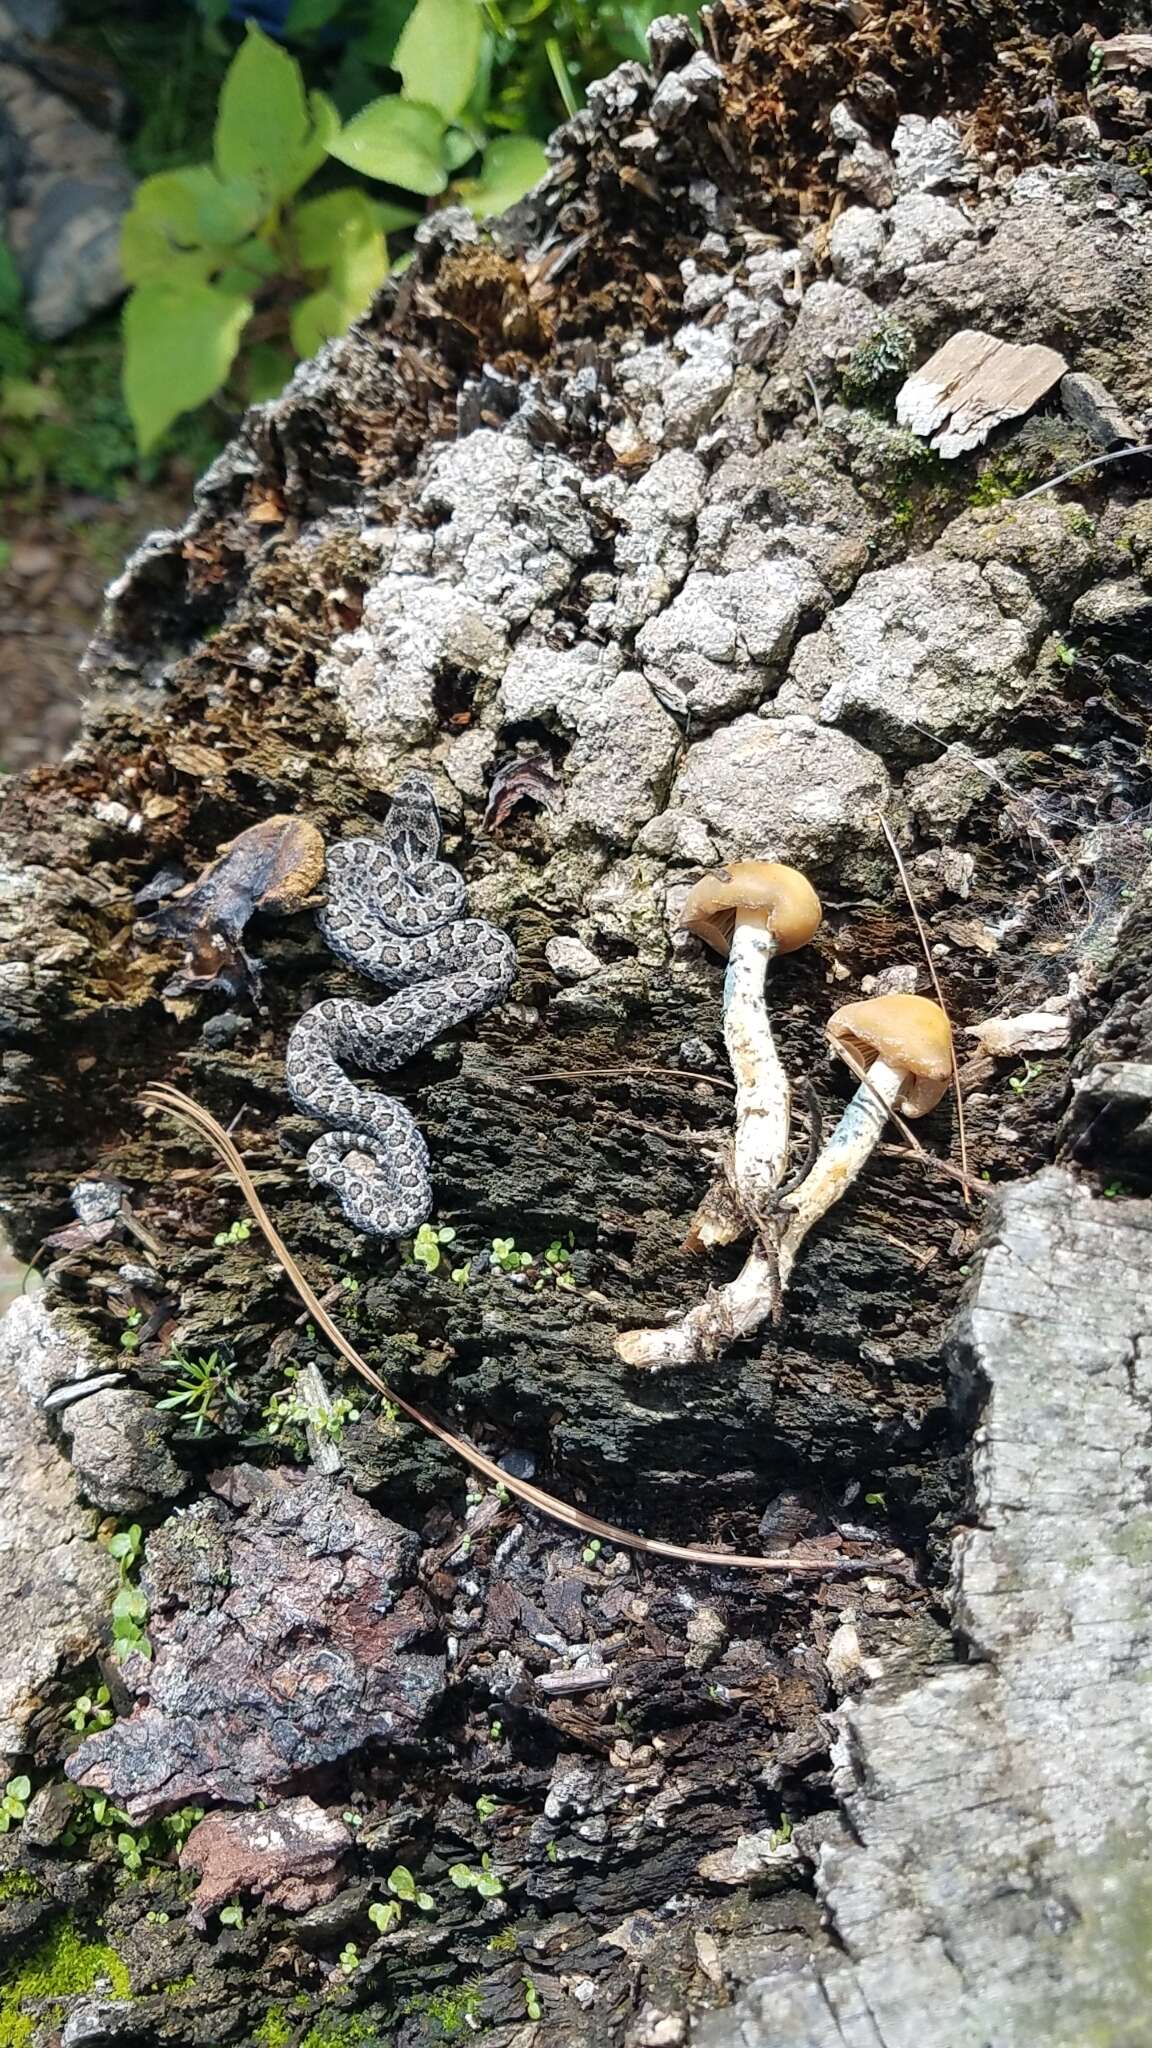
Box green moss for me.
[485,1928,518,1955]
[0,1922,130,2046]
[254,2011,293,2048]
[299,2018,383,2048]
[0,1874,41,1902]
[403,1982,484,2040]
[840,322,914,406]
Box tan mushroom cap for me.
[680,861,822,959]
[826,994,954,1117]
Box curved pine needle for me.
[139,1083,885,1578]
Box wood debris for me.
[896,329,1068,457]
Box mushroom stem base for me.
[614,1060,907,1370]
[723,922,789,1233]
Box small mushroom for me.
[778,994,953,1280]
[680,862,823,1235]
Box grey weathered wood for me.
[897,329,1067,457]
[693,1167,1152,2048]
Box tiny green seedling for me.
[409,1222,456,1272]
[213,1217,252,1248]
[157,1349,241,1436]
[339,1942,360,1972]
[450,1261,472,1287]
[448,1854,503,1899]
[120,1309,143,1352]
[522,1976,543,2021]
[117,1830,145,1875]
[368,1899,401,1935]
[1008,1059,1045,1095]
[218,1902,245,1929]
[1052,639,1078,668]
[582,1538,603,1566]
[0,1775,31,1832]
[475,1795,498,1821]
[66,1685,114,1735]
[388,1865,435,1911]
[104,1523,150,1662]
[491,1236,534,1274]
[864,1491,887,1510]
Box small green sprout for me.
[213,1217,252,1248]
[66,1685,113,1734]
[1008,1059,1045,1095]
[475,1795,498,1821]
[1052,639,1078,668]
[388,1865,435,1911]
[116,1830,144,1875]
[450,1261,472,1287]
[218,1902,245,1929]
[448,1854,503,1899]
[491,1236,533,1274]
[522,1976,543,2021]
[582,1538,603,1566]
[409,1222,457,1273]
[105,1523,142,1576]
[104,1523,150,1661]
[489,1720,503,1743]
[864,1491,887,1509]
[0,1775,31,1832]
[119,1308,143,1352]
[368,1899,401,1935]
[339,1942,360,1972]
[157,1349,241,1436]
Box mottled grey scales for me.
[286,775,516,1236]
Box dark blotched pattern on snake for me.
[286,774,517,1236]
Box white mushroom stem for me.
[777,1057,908,1280]
[723,919,790,1231]
[615,1059,909,1372]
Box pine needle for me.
[139,1084,881,1578]
[878,815,971,1206]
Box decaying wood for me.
[697,1168,1152,2047]
[897,329,1068,457]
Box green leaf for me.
[6,1777,30,1802]
[123,282,251,453]
[327,96,447,195]
[442,127,479,173]
[245,342,295,404]
[121,169,265,290]
[388,1865,416,1901]
[394,0,482,122]
[457,134,547,220]
[215,24,337,205]
[285,0,347,30]
[0,239,22,321]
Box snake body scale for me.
[286,773,517,1237]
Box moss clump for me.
[485,1928,518,1955]
[0,1874,41,1903]
[403,1983,485,2040]
[0,1922,130,2047]
[299,2018,384,2048]
[840,322,914,406]
[254,2011,293,2048]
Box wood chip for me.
[896,329,1068,457]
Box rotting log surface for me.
[1,4,1152,2044]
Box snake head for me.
[387,772,442,868]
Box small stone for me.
[181,1797,352,1925]
[828,206,887,289]
[877,192,974,280]
[558,672,681,847]
[636,556,826,720]
[788,281,885,377]
[892,113,977,193]
[70,1179,124,1225]
[199,1009,250,1051]
[666,713,892,885]
[61,2002,138,2047]
[61,1387,185,1514]
[1060,370,1138,449]
[648,51,722,129]
[780,554,1043,757]
[545,935,602,984]
[697,1825,802,1885]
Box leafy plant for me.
[103,1523,151,1663]
[368,1898,401,1935]
[339,1941,361,1971]
[262,1373,361,1444]
[119,15,549,451]
[219,1901,245,1928]
[387,1864,436,1911]
[119,1309,144,1353]
[213,1216,252,1247]
[409,1221,457,1272]
[157,1349,242,1435]
[448,1853,504,1899]
[491,1235,533,1274]
[0,1775,31,1833]
[66,1686,114,1736]
[522,1975,543,2021]
[1008,1059,1045,1096]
